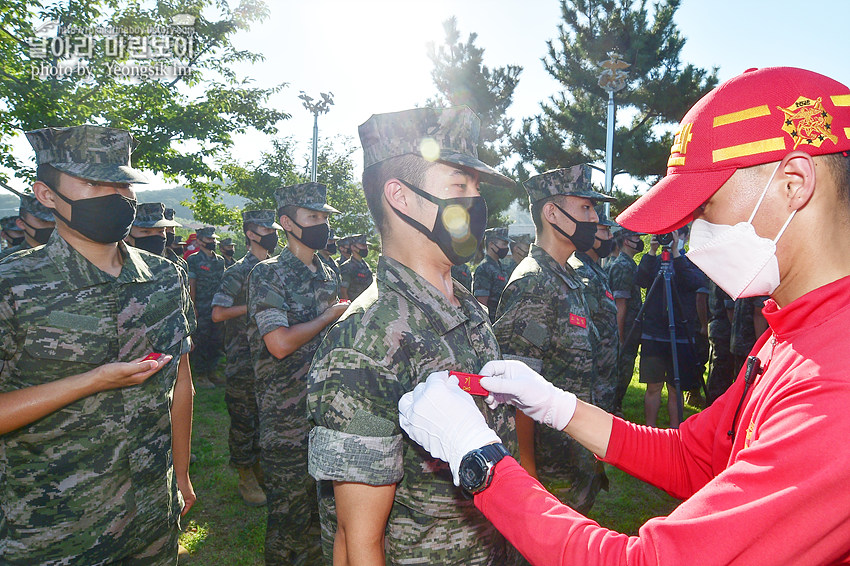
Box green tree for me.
[427,17,524,225]
[512,0,719,185]
[0,0,286,192]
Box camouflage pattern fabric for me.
[730,295,769,357]
[187,249,224,376]
[165,246,189,275]
[607,251,642,411]
[25,125,149,184]
[274,182,340,214]
[338,256,373,301]
[706,281,736,404]
[19,194,55,222]
[473,255,508,324]
[451,262,473,291]
[522,164,614,207]
[318,252,339,277]
[307,256,518,565]
[134,203,180,228]
[0,232,194,564]
[247,246,339,565]
[0,241,32,263]
[494,244,604,514]
[212,250,263,469]
[569,251,620,412]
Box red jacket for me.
[476,275,850,565]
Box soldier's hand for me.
[177,473,196,516]
[325,301,349,322]
[479,360,577,431]
[89,355,173,392]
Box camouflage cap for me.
[219,237,234,246]
[25,125,149,184]
[163,207,180,224]
[1,216,22,232]
[133,202,181,228]
[337,235,351,247]
[348,233,373,246]
[274,182,340,214]
[196,226,219,240]
[327,228,337,242]
[510,233,534,246]
[19,194,55,222]
[594,205,618,228]
[485,227,512,243]
[523,164,615,206]
[358,106,515,188]
[242,209,283,230]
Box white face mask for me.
[687,163,795,300]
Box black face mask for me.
[133,234,167,255]
[550,204,596,253]
[221,248,234,257]
[594,237,614,258]
[355,246,369,258]
[492,244,509,259]
[626,238,644,253]
[203,241,217,251]
[288,218,330,251]
[392,179,488,265]
[49,185,137,244]
[165,232,175,247]
[6,234,25,247]
[325,242,337,255]
[250,231,278,253]
[21,218,54,245]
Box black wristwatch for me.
[459,442,510,495]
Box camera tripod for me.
[623,248,708,425]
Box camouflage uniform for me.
[503,233,533,277]
[0,195,55,262]
[473,227,511,324]
[0,125,195,565]
[607,242,643,412]
[451,262,473,291]
[220,237,236,268]
[338,234,373,300]
[569,251,619,412]
[706,281,735,404]
[162,207,189,273]
[308,105,519,566]
[0,216,23,255]
[187,226,225,379]
[318,252,339,277]
[730,295,769,373]
[247,184,340,565]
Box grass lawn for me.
[179,360,701,562]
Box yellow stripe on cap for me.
[831,94,850,106]
[667,156,686,167]
[712,137,786,163]
[844,127,850,140]
[713,105,772,127]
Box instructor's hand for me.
[479,360,577,431]
[399,371,500,486]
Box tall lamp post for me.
[598,52,629,218]
[298,91,334,182]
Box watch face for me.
[460,452,488,492]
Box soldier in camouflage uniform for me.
[338,233,374,300]
[220,236,236,267]
[211,209,281,508]
[503,232,532,276]
[608,228,645,416]
[336,234,351,263]
[730,295,769,375]
[317,228,340,276]
[451,261,473,291]
[162,207,189,274]
[125,202,181,257]
[568,207,619,413]
[0,194,55,262]
[473,226,511,323]
[0,125,196,564]
[495,164,610,514]
[187,226,225,387]
[706,280,735,405]
[247,183,345,565]
[308,106,519,565]
[0,215,24,250]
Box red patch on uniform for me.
[497,276,506,281]
[200,265,210,271]
[357,273,368,278]
[605,290,614,300]
[569,313,587,328]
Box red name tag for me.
[605,290,614,300]
[569,313,587,328]
[357,273,368,278]
[497,276,506,281]
[200,265,210,271]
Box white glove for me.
[398,371,501,486]
[479,360,577,431]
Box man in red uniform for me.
[398,66,850,565]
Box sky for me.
[5,0,850,197]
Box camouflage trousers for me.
[192,311,222,377]
[613,332,640,412]
[592,337,619,413]
[257,381,321,565]
[536,423,606,515]
[707,336,736,405]
[225,348,260,469]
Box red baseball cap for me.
[617,67,850,234]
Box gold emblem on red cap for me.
[778,96,838,149]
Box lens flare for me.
[441,204,471,238]
[419,138,441,162]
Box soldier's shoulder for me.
[0,244,50,276]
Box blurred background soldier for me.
[496,164,612,514]
[568,207,619,413]
[317,228,340,276]
[473,226,511,324]
[504,232,532,276]
[338,233,373,301]
[607,228,644,417]
[125,202,181,258]
[451,260,473,291]
[0,215,24,250]
[247,182,345,565]
[188,226,225,388]
[706,281,735,405]
[337,234,352,263]
[212,209,282,509]
[730,295,769,374]
[163,207,189,273]
[220,237,236,267]
[0,194,55,262]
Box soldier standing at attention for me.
[212,210,281,508]
[307,106,518,565]
[473,227,511,323]
[503,232,532,276]
[338,233,374,301]
[125,202,181,257]
[494,165,609,514]
[163,207,189,273]
[451,260,473,291]
[220,237,236,267]
[187,226,225,388]
[0,194,55,262]
[0,215,25,251]
[0,125,196,564]
[568,207,620,413]
[247,183,346,565]
[337,234,352,263]
[317,228,340,277]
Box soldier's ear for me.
[384,179,408,212]
[32,181,56,210]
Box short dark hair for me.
[362,155,434,234]
[36,163,62,191]
[530,195,566,232]
[823,151,850,206]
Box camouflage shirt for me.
[473,255,508,322]
[307,256,517,564]
[338,256,373,301]
[0,233,195,564]
[730,295,769,356]
[450,262,472,291]
[708,281,734,343]
[186,250,224,314]
[607,251,642,338]
[0,241,34,264]
[212,250,262,358]
[165,247,188,274]
[318,253,340,278]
